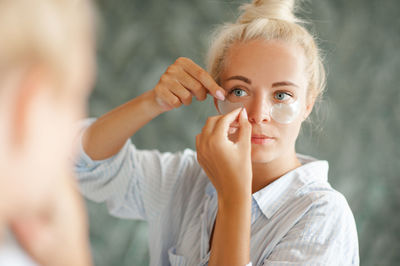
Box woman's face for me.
[217,40,313,164]
[0,36,95,219]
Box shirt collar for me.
[253,154,329,219]
[204,154,329,220]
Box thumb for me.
[238,108,251,148]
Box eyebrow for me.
[272,81,299,88]
[225,75,299,88]
[225,75,251,84]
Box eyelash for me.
[229,87,248,95]
[274,91,293,101]
[227,87,294,101]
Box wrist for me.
[140,90,166,117]
[218,190,252,209]
[217,179,252,205]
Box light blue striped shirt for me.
[74,119,359,266]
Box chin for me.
[250,146,277,164]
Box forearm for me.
[82,90,163,160]
[209,194,252,266]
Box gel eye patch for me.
[217,99,300,124]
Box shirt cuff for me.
[72,118,99,167]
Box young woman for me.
[75,0,359,265]
[0,0,95,265]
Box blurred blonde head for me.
[0,0,95,92]
[207,0,326,105]
[0,0,95,219]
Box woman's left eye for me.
[274,92,291,101]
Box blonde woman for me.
[76,0,359,265]
[0,0,95,265]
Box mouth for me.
[251,134,275,145]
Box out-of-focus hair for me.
[0,0,95,91]
[206,0,326,104]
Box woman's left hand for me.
[196,108,252,201]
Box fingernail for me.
[215,90,225,101]
[241,108,248,119]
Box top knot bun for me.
[238,0,301,24]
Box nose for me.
[247,94,271,124]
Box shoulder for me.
[132,146,197,166]
[292,181,358,245]
[264,187,359,264]
[127,144,201,179]
[303,186,354,222]
[294,153,351,215]
[288,155,358,240]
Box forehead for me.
[221,40,307,89]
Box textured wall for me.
[85,0,400,265]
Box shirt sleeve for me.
[73,118,201,222]
[262,192,359,265]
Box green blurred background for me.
[84,0,400,265]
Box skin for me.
[0,29,94,266]
[81,40,315,266]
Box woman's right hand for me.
[152,57,226,111]
[83,57,224,161]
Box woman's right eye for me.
[230,88,248,97]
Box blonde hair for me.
[0,0,94,90]
[206,0,326,104]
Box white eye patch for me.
[269,101,301,124]
[217,99,301,124]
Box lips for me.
[251,134,275,144]
[251,134,274,139]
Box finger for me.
[175,57,226,101]
[169,81,193,106]
[196,134,206,158]
[195,134,201,156]
[213,107,243,137]
[202,115,221,136]
[237,108,252,147]
[156,85,181,109]
[196,134,205,165]
[175,70,208,101]
[196,134,201,150]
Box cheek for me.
[41,102,83,165]
[277,120,303,148]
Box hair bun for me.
[238,0,301,24]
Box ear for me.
[302,96,316,122]
[12,68,47,149]
[213,97,221,114]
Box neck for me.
[251,150,301,194]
